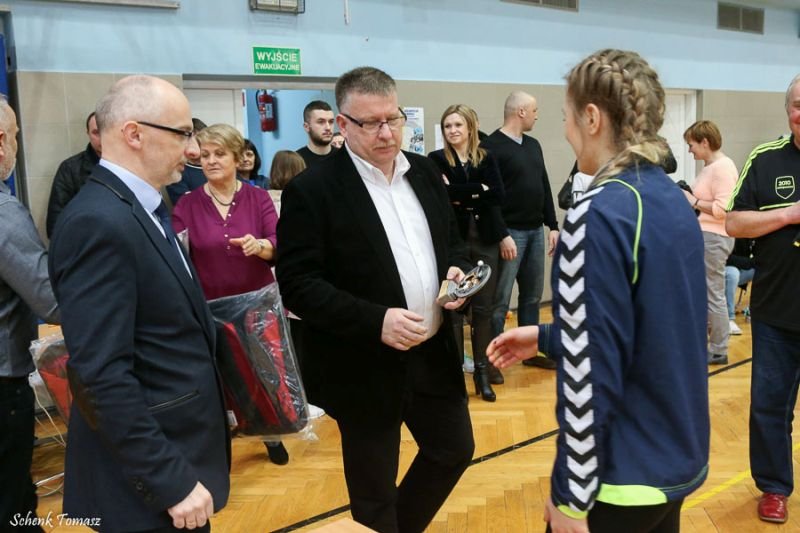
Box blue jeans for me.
[749,320,800,496]
[724,266,755,320]
[491,226,545,337]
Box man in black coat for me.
[46,111,101,237]
[276,66,474,533]
[49,76,229,532]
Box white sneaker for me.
[462,354,474,374]
[306,404,326,419]
[729,320,742,335]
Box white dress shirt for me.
[346,145,442,338]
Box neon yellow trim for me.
[605,179,642,284]
[557,504,588,520]
[596,483,668,506]
[759,203,796,210]
[727,137,791,210]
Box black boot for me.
[264,441,289,465]
[487,363,504,385]
[473,361,496,402]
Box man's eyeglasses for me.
[138,121,194,141]
[340,108,407,134]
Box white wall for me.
[185,89,245,133]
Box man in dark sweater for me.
[296,100,338,168]
[46,111,101,237]
[481,91,559,373]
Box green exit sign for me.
[253,46,301,76]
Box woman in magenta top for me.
[172,123,278,301]
[172,123,288,464]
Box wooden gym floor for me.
[32,304,800,532]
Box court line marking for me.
[683,441,800,510]
[274,358,756,531]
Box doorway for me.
[183,76,336,178]
[662,90,698,183]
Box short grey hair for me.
[786,74,800,112]
[503,91,534,119]
[335,66,396,111]
[95,75,166,133]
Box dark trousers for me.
[0,378,43,533]
[453,218,500,367]
[546,500,683,533]
[750,319,800,496]
[336,341,474,533]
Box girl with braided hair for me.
[488,49,710,532]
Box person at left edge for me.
[49,75,230,533]
[1,95,59,533]
[277,66,474,533]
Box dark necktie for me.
[154,200,179,245]
[153,201,190,276]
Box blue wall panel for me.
[3,0,799,91]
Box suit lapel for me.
[91,168,216,351]
[336,152,407,307]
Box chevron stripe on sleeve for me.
[556,187,602,515]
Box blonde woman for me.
[428,104,505,401]
[489,50,709,532]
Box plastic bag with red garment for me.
[208,283,311,439]
[29,334,72,425]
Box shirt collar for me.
[346,143,411,185]
[99,159,163,213]
[500,130,524,144]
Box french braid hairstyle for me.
[566,49,668,184]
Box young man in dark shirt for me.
[296,100,337,168]
[481,91,559,375]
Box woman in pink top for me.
[682,120,738,364]
[172,124,278,300]
[172,124,288,465]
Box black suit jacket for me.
[49,165,230,532]
[428,149,508,245]
[276,149,469,428]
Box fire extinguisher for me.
[256,90,277,132]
